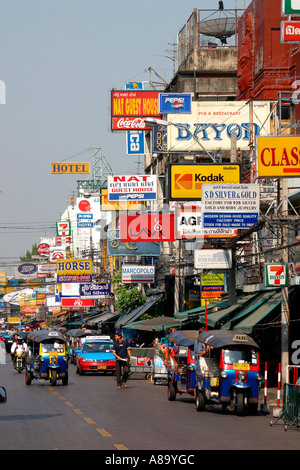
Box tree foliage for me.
[112,269,145,313]
[20,243,38,261]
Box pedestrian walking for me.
[112,333,132,389]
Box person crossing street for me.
[112,333,132,389]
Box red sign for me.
[37,243,50,257]
[111,90,161,131]
[120,214,175,242]
[61,298,95,307]
[281,21,300,42]
[56,236,72,245]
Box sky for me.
[0,0,251,274]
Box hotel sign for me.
[257,136,300,177]
[51,163,90,174]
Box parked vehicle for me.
[0,386,7,404]
[66,328,99,364]
[195,329,262,415]
[76,336,115,375]
[166,330,198,401]
[25,330,68,386]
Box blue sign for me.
[125,82,144,90]
[126,131,145,155]
[80,283,110,298]
[77,222,94,228]
[77,214,93,219]
[159,93,192,114]
[107,229,161,256]
[202,212,258,229]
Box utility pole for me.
[281,177,290,385]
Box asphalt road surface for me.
[0,343,299,452]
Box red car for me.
[76,337,116,375]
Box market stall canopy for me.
[124,315,181,332]
[115,300,157,329]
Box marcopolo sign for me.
[257,136,300,177]
[122,265,155,284]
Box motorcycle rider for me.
[11,336,28,366]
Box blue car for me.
[75,336,116,375]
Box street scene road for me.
[0,344,299,452]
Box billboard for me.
[257,136,300,177]
[107,175,157,201]
[108,229,161,256]
[56,258,93,283]
[111,90,161,131]
[169,164,240,200]
[51,163,90,174]
[80,283,111,298]
[122,265,155,283]
[194,249,232,269]
[167,101,271,152]
[159,93,192,113]
[176,207,237,239]
[100,189,143,211]
[201,183,260,229]
[120,213,175,242]
[14,263,38,280]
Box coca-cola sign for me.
[61,298,95,308]
[112,117,154,131]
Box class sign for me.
[257,136,300,177]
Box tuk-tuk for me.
[166,330,198,401]
[195,329,262,415]
[66,329,99,364]
[25,330,68,386]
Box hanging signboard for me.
[257,136,300,177]
[107,175,157,201]
[159,93,192,114]
[201,183,260,229]
[167,101,271,152]
[281,21,300,43]
[265,264,288,287]
[80,283,111,298]
[61,298,95,308]
[282,0,300,15]
[56,222,71,237]
[51,163,90,174]
[126,131,145,155]
[120,213,175,242]
[111,90,161,131]
[176,207,237,239]
[169,164,241,200]
[108,229,161,256]
[122,265,155,283]
[56,258,93,283]
[194,249,232,269]
[100,189,143,211]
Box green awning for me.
[232,290,283,333]
[124,315,181,332]
[174,297,229,322]
[221,290,278,330]
[115,299,157,329]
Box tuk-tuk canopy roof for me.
[198,329,259,349]
[27,330,66,343]
[168,330,199,348]
[66,328,99,338]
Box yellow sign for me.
[257,136,300,177]
[56,258,93,276]
[169,164,240,200]
[51,163,90,174]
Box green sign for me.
[282,0,300,15]
[265,264,288,287]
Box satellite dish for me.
[199,5,239,45]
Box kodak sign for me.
[257,136,300,177]
[169,164,240,200]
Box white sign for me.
[167,101,271,152]
[107,175,157,201]
[176,207,237,239]
[194,249,232,269]
[201,184,260,229]
[122,265,155,283]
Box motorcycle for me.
[13,348,27,373]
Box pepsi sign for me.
[159,93,192,114]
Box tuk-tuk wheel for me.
[50,370,57,386]
[195,390,205,412]
[25,370,32,386]
[167,381,176,401]
[62,372,68,386]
